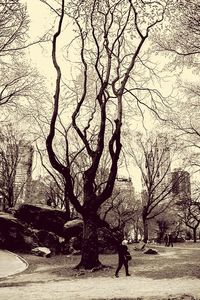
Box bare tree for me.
[129,134,184,242]
[99,178,136,234]
[152,0,200,179]
[44,0,168,269]
[155,0,200,64]
[177,191,200,243]
[0,0,44,108]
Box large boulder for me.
[0,212,39,251]
[35,229,64,254]
[15,204,69,236]
[31,247,51,257]
[63,218,83,239]
[143,248,158,255]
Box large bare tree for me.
[45,0,169,269]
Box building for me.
[0,138,33,210]
[171,168,191,202]
[28,177,48,205]
[99,176,135,230]
[115,177,135,203]
[14,141,34,203]
[141,134,171,202]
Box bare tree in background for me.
[153,0,200,173]
[176,190,200,243]
[129,134,183,242]
[99,180,136,234]
[0,0,43,108]
[44,0,169,269]
[155,0,200,62]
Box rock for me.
[0,212,39,251]
[63,219,83,239]
[15,204,69,236]
[143,248,158,255]
[31,247,51,257]
[35,230,63,254]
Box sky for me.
[20,0,198,194]
[21,0,142,190]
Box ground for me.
[0,242,200,300]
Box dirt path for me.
[0,275,199,300]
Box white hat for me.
[122,239,128,245]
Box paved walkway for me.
[0,275,200,300]
[0,250,28,278]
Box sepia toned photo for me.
[0,0,199,299]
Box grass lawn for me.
[16,241,200,281]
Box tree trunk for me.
[143,218,149,243]
[193,228,197,243]
[64,184,70,220]
[8,188,14,209]
[75,215,103,270]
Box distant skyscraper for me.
[0,138,33,210]
[171,168,191,201]
[142,134,171,196]
[154,134,171,185]
[14,141,34,203]
[100,176,135,228]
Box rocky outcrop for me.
[1,204,123,255]
[0,212,39,251]
[15,204,69,236]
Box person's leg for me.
[124,260,130,276]
[115,260,123,277]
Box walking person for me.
[115,240,131,278]
[164,233,169,247]
[168,233,174,247]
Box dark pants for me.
[115,259,129,276]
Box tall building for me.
[28,177,48,205]
[171,168,191,202]
[115,177,135,202]
[142,134,171,198]
[154,135,171,185]
[0,139,33,209]
[99,176,135,228]
[14,141,34,203]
